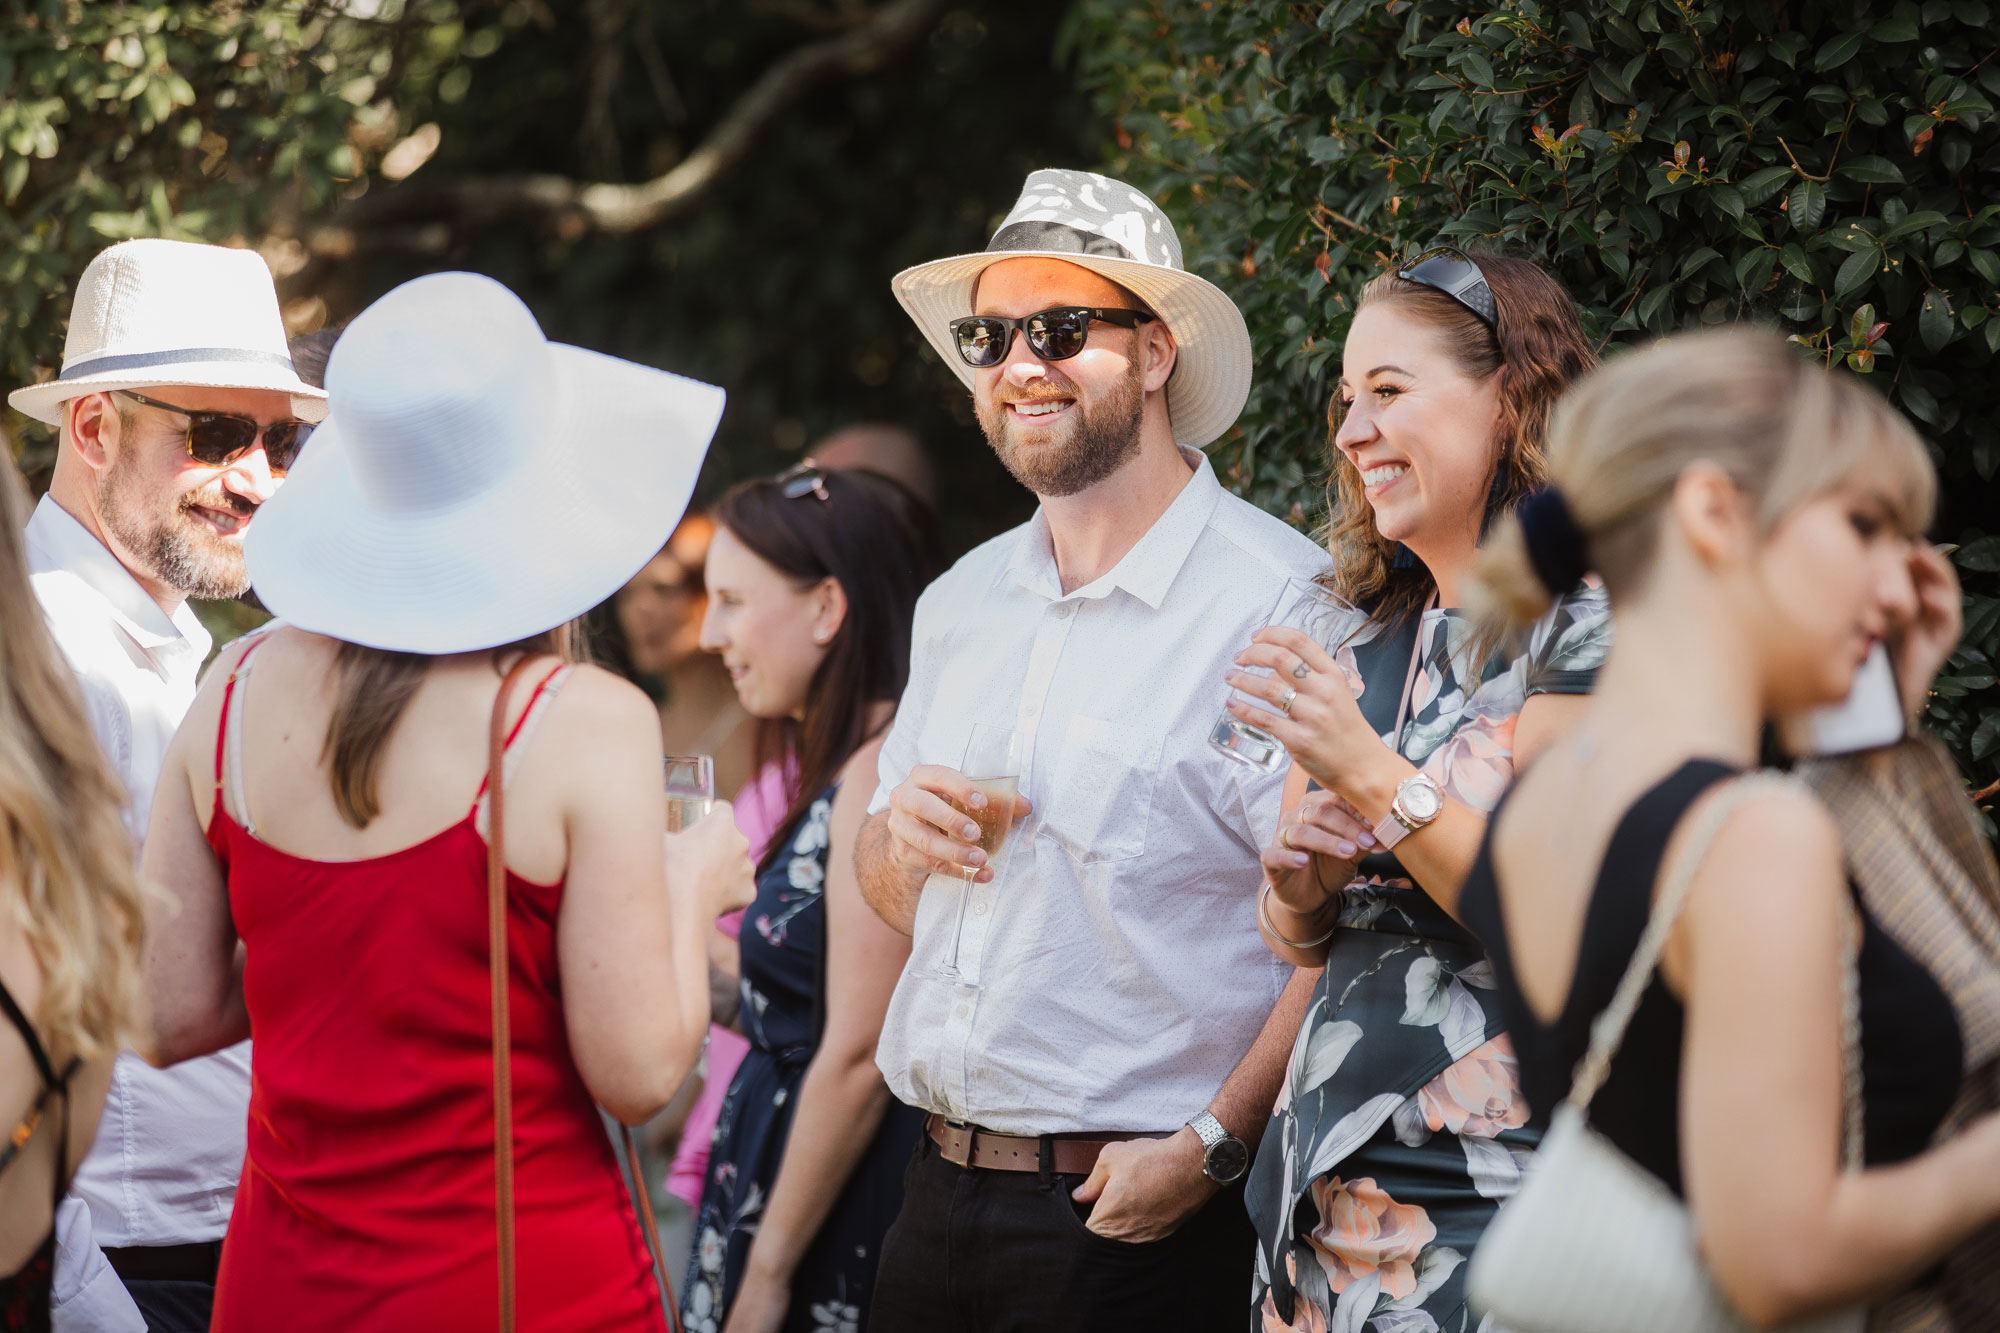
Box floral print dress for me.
[1246,588,1611,1333]
[682,784,925,1333]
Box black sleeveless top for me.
[0,972,76,1329]
[1460,759,1964,1196]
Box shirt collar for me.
[1003,448,1225,611]
[24,495,213,659]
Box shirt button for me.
[1051,602,1074,619]
[973,900,988,916]
[954,1003,970,1020]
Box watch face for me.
[1401,777,1444,822]
[1206,1137,1250,1183]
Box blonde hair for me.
[1323,253,1598,633]
[0,454,147,1063]
[1475,327,1937,629]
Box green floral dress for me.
[1246,587,1611,1333]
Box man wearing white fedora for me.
[855,169,1325,1331]
[9,238,325,1332]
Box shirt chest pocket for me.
[1040,716,1163,866]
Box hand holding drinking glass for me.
[1225,626,1388,798]
[664,753,715,833]
[1211,579,1364,773]
[664,797,757,920]
[882,764,1035,885]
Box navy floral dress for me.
[682,784,925,1333]
[1247,588,1611,1333]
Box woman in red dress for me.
[137,272,756,1330]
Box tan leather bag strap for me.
[489,655,543,1333]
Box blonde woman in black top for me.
[1462,328,2000,1324]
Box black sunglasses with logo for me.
[777,459,829,502]
[116,389,311,474]
[1397,245,1499,332]
[947,306,1156,369]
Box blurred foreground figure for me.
[138,272,755,1330]
[9,238,325,1333]
[857,169,1325,1333]
[1462,328,2000,1329]
[0,452,150,1331]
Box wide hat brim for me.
[243,344,722,655]
[891,250,1251,449]
[8,361,328,426]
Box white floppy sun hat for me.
[9,238,328,425]
[891,168,1252,449]
[244,271,725,655]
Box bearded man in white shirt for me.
[855,171,1327,1332]
[9,239,325,1332]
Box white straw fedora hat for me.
[891,168,1251,449]
[244,271,725,655]
[9,238,328,425]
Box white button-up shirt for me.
[871,452,1326,1135]
[26,498,250,1326]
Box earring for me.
[813,630,829,645]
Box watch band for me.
[1371,773,1440,851]
[1187,1110,1228,1151]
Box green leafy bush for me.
[1070,0,2000,795]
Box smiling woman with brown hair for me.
[1224,249,1605,1332]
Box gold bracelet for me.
[1258,880,1338,950]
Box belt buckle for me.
[939,1118,975,1169]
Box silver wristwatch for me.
[1187,1111,1248,1184]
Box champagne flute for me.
[937,724,1024,980]
[664,754,715,833]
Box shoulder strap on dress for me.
[0,973,80,1198]
[214,634,273,834]
[471,660,571,814]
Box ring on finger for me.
[1279,685,1298,715]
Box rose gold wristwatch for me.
[1371,772,1444,852]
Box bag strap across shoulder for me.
[1565,771,1865,1168]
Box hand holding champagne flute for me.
[937,725,1025,979]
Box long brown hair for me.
[1322,252,1598,633]
[714,469,942,873]
[0,456,147,1063]
[322,622,587,828]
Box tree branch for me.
[302,0,942,260]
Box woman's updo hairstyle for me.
[1324,252,1599,632]
[1474,327,1937,630]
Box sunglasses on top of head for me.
[1397,245,1500,333]
[948,306,1156,369]
[114,389,312,474]
[777,458,830,502]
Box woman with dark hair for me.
[1223,251,1608,1331]
[139,272,756,1330]
[681,462,942,1333]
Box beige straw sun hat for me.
[890,168,1252,449]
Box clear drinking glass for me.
[936,723,1025,981]
[1209,578,1362,772]
[664,754,716,833]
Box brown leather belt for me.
[103,1240,223,1285]
[925,1114,1160,1175]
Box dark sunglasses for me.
[947,306,1155,369]
[116,389,310,473]
[777,459,829,502]
[1398,245,1499,332]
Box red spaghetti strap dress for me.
[204,645,667,1332]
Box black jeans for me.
[124,1278,215,1333]
[866,1134,1256,1333]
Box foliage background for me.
[1070,0,2000,796]
[2,0,1091,546]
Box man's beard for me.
[99,454,256,600]
[975,358,1146,499]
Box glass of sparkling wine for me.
[937,724,1024,980]
[664,754,715,833]
[1209,578,1362,773]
